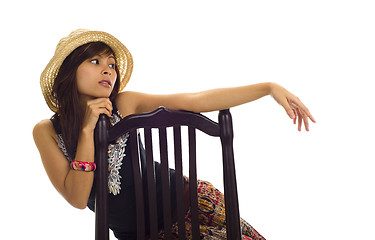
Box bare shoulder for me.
[33,119,73,203]
[33,119,57,144]
[115,91,142,117]
[116,91,143,101]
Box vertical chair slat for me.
[144,127,159,240]
[159,127,173,240]
[188,127,200,240]
[95,114,109,240]
[219,109,242,240]
[173,126,186,240]
[130,129,146,240]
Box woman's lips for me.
[99,80,111,87]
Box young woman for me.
[33,29,315,240]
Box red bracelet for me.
[70,161,96,172]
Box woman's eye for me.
[90,59,99,64]
[109,64,115,69]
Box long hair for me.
[51,42,120,159]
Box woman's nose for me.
[102,67,112,76]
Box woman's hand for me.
[269,83,316,131]
[82,98,113,132]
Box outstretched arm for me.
[116,82,315,131]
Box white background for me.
[1,0,374,239]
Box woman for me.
[33,29,315,239]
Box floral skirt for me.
[158,180,265,240]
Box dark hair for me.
[52,42,120,159]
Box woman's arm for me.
[33,121,94,209]
[33,98,113,209]
[116,82,315,131]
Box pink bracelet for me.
[70,161,96,172]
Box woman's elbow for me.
[75,204,87,210]
[64,193,88,209]
[68,199,87,210]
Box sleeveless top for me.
[51,105,185,239]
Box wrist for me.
[81,126,94,136]
[75,127,95,163]
[78,127,94,148]
[265,82,275,95]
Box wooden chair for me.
[94,107,242,240]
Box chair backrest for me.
[94,107,241,240]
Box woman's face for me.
[76,53,117,101]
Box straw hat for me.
[40,29,133,112]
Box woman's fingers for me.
[290,98,316,123]
[87,98,113,117]
[271,83,315,132]
[82,98,113,130]
[279,97,296,119]
[289,99,314,131]
[302,110,310,131]
[299,109,304,131]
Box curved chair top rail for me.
[108,106,221,142]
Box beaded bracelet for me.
[70,161,96,172]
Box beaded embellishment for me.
[56,110,128,196]
[107,112,129,195]
[57,134,71,162]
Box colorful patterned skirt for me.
[158,180,265,240]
